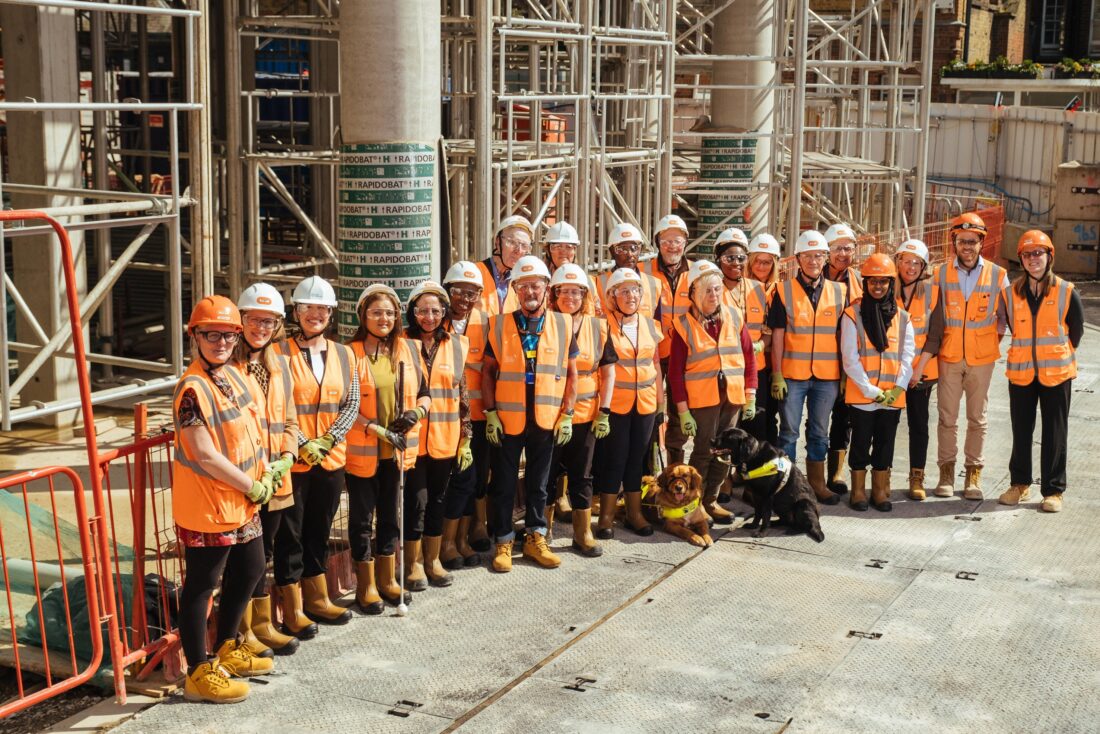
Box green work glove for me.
[456,437,473,472]
[679,410,698,438]
[268,453,295,485]
[368,422,408,451]
[592,410,611,439]
[741,398,757,422]
[484,409,504,447]
[554,413,574,446]
[300,433,336,466]
[770,372,788,401]
[872,389,889,404]
[246,477,274,505]
[753,339,765,356]
[882,386,905,407]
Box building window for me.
[1040,0,1067,55]
[1091,1,1100,56]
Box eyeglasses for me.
[549,242,578,251]
[297,304,332,314]
[955,238,982,247]
[865,277,892,287]
[245,316,279,330]
[197,330,241,344]
[501,236,532,252]
[831,245,855,254]
[658,237,687,248]
[556,287,585,299]
[366,309,396,320]
[612,244,641,254]
[615,286,642,296]
[719,254,747,264]
[800,252,827,261]
[415,307,444,318]
[448,287,481,300]
[1020,250,1048,260]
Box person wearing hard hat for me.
[547,263,616,557]
[822,223,862,499]
[894,239,944,501]
[274,276,357,629]
[481,255,579,571]
[743,233,783,444]
[597,222,664,320]
[543,220,602,317]
[668,260,756,524]
[174,296,274,703]
[1000,230,1084,513]
[345,284,425,612]
[840,254,915,513]
[593,268,664,539]
[440,262,491,568]
[476,215,531,316]
[768,230,848,505]
[403,281,471,589]
[933,212,1010,501]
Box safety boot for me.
[439,518,464,571]
[522,532,561,569]
[276,583,318,640]
[849,469,869,512]
[302,574,352,625]
[934,462,955,498]
[250,595,299,655]
[998,484,1032,506]
[1040,493,1064,513]
[591,493,602,517]
[908,468,926,501]
[555,475,573,518]
[963,465,984,501]
[624,492,654,535]
[596,492,618,539]
[806,460,840,505]
[183,660,250,704]
[455,516,481,567]
[871,470,893,512]
[422,535,454,587]
[469,497,492,552]
[403,539,429,591]
[545,504,556,540]
[827,449,849,495]
[215,637,274,678]
[571,508,603,557]
[375,554,411,605]
[355,560,384,615]
[492,540,514,573]
[237,600,274,660]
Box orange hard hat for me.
[1016,229,1054,257]
[188,295,242,333]
[950,212,987,236]
[860,252,897,278]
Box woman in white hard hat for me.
[476,215,531,315]
[273,276,357,630]
[594,268,663,538]
[744,234,782,444]
[542,221,601,317]
[669,260,756,524]
[823,223,862,499]
[404,281,471,589]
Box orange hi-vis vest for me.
[1004,276,1077,387]
[416,332,469,458]
[572,314,608,424]
[843,301,911,409]
[598,268,662,321]
[285,338,355,472]
[487,310,572,434]
[672,305,746,409]
[346,338,422,477]
[720,278,768,340]
[239,352,295,498]
[549,263,600,317]
[447,309,488,421]
[476,259,521,316]
[607,312,662,415]
[898,279,940,381]
[645,259,688,360]
[776,277,846,380]
[172,363,264,533]
[937,259,1006,366]
[831,265,862,301]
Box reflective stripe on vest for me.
[898,279,939,381]
[778,278,845,380]
[476,260,520,316]
[608,313,661,415]
[346,338,421,477]
[673,305,746,409]
[843,302,909,408]
[646,260,686,360]
[1005,277,1077,387]
[937,260,1005,366]
[418,333,469,458]
[286,339,354,471]
[237,352,294,497]
[598,269,661,320]
[449,308,488,421]
[573,315,607,424]
[488,310,570,434]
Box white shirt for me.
[952,256,1011,333]
[451,317,468,336]
[621,319,639,348]
[304,346,326,383]
[840,309,915,412]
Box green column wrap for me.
[697,137,757,257]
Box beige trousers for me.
[936,358,997,467]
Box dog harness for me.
[641,481,701,520]
[744,456,792,484]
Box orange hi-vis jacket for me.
[416,332,469,458]
[487,310,572,434]
[721,278,769,369]
[346,338,422,478]
[830,265,862,301]
[607,312,662,415]
[172,363,264,533]
[598,268,662,321]
[285,338,356,472]
[644,258,688,360]
[572,314,608,424]
[898,279,940,381]
[447,309,488,421]
[842,300,911,409]
[476,259,521,316]
[1004,276,1078,387]
[937,259,1006,366]
[239,352,296,498]
[672,305,747,409]
[776,277,847,380]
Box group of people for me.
[172,211,1081,704]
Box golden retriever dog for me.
[642,464,713,547]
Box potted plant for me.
[1017,60,1044,79]
[1054,57,1098,79]
[941,58,987,78]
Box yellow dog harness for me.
[641,480,702,520]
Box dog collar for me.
[744,456,791,481]
[660,495,700,520]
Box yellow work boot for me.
[595,492,618,539]
[571,508,603,557]
[624,492,654,535]
[375,554,411,606]
[591,493,602,518]
[555,475,573,518]
[250,595,299,656]
[492,540,514,573]
[469,497,492,552]
[403,539,429,592]
[355,560,384,615]
[908,468,926,501]
[871,470,893,512]
[827,449,849,495]
[934,462,955,498]
[963,465,983,501]
[439,518,464,571]
[545,504,556,541]
[998,484,1032,506]
[302,574,352,625]
[522,532,561,569]
[807,460,840,505]
[183,660,250,704]
[455,516,481,567]
[215,638,274,678]
[1040,493,1064,513]
[422,535,454,587]
[238,599,274,659]
[276,583,318,640]
[849,469,869,512]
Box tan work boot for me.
[302,574,352,624]
[1040,493,1064,513]
[522,532,562,569]
[403,539,429,592]
[871,469,893,512]
[555,475,573,518]
[908,468,926,501]
[422,535,454,587]
[806,460,840,505]
[439,517,464,571]
[184,660,250,703]
[375,554,411,605]
[455,516,480,567]
[250,595,299,655]
[469,497,491,552]
[276,583,318,640]
[934,462,955,498]
[591,493,602,518]
[215,638,274,678]
[492,540,514,573]
[827,449,849,495]
[963,465,983,500]
[998,484,1032,506]
[355,560,384,615]
[624,492,654,535]
[238,599,274,659]
[545,504,556,541]
[849,469,869,512]
[571,508,603,557]
[596,492,618,539]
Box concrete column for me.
[337,1,441,337]
[1,5,86,427]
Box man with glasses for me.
[822,223,862,497]
[933,212,1009,500]
[543,220,601,316]
[476,215,532,316]
[597,222,663,321]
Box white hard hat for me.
[237,283,285,315]
[549,263,589,290]
[496,214,533,237]
[896,238,929,264]
[609,222,644,247]
[292,275,337,307]
[443,261,484,288]
[604,268,643,298]
[654,214,689,238]
[795,230,830,255]
[715,227,749,250]
[748,233,782,258]
[824,223,857,244]
[408,279,450,308]
[687,259,722,288]
[356,283,400,312]
[546,221,581,245]
[509,255,552,283]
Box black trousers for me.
[346,462,400,561]
[829,390,851,452]
[547,420,595,510]
[274,466,344,585]
[905,383,934,471]
[743,367,780,445]
[458,421,491,515]
[251,504,286,597]
[409,455,455,536]
[848,408,901,471]
[489,425,556,541]
[1009,378,1072,496]
[594,409,657,495]
[179,537,265,668]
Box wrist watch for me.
[562,408,574,416]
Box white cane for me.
[394,366,409,617]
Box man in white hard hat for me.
[543,220,601,316]
[475,215,532,316]
[597,222,663,321]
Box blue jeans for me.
[779,378,839,463]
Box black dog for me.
[711,427,824,543]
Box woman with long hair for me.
[744,233,782,445]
